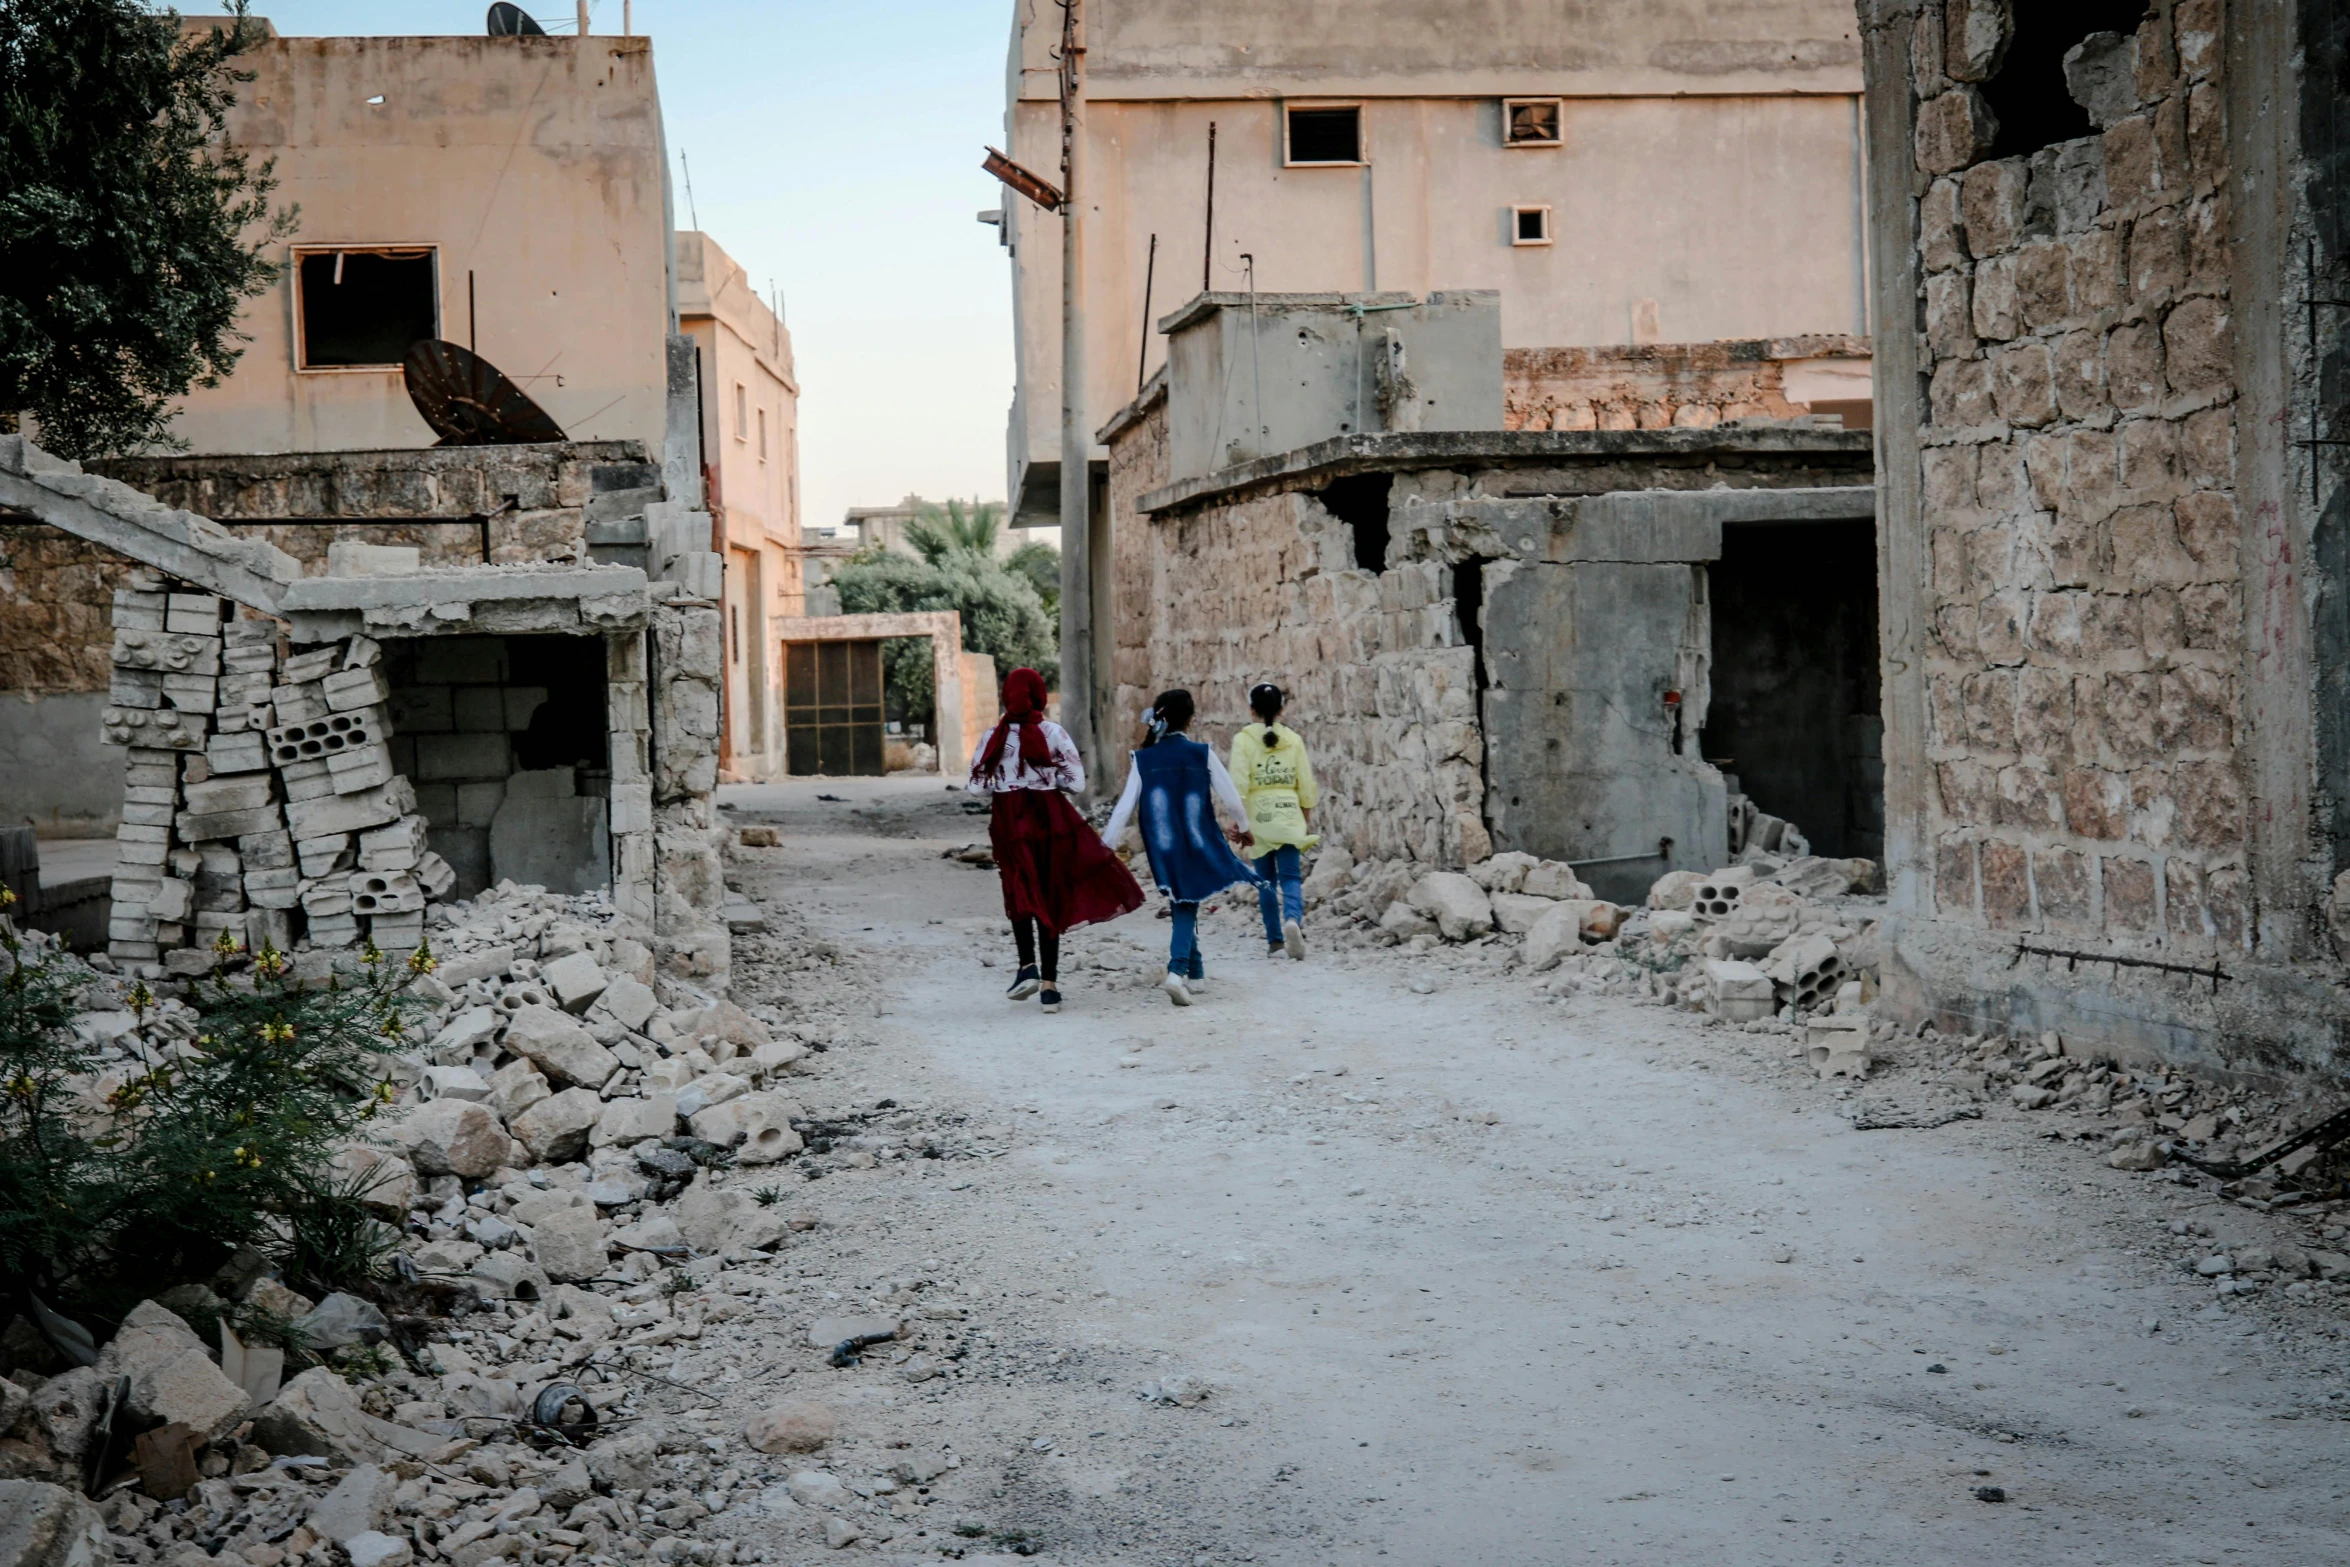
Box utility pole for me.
[1056,0,1099,790]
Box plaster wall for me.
[1005,61,1871,509]
[166,35,670,456]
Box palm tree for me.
[903,497,1003,563]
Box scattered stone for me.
[744,1400,837,1454]
[94,1301,249,1442]
[293,1293,389,1351]
[1408,872,1493,941]
[394,1099,512,1178]
[530,1204,611,1283]
[502,1004,621,1090]
[306,1463,396,1544]
[0,1479,110,1567]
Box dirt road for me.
[703,774,2348,1566]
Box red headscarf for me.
[972,666,1053,783]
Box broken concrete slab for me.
[93,1301,251,1443]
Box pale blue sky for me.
[239,0,1015,531]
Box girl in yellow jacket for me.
[1230,682,1320,959]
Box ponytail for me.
[1248,682,1284,747]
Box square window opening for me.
[296,248,437,369]
[1286,105,1361,166]
[1512,205,1553,246]
[1503,98,1563,147]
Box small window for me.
[730,604,741,664]
[757,406,768,460]
[1503,98,1563,148]
[295,247,437,369]
[1512,205,1553,246]
[734,383,747,438]
[1285,104,1361,166]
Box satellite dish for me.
[402,340,568,447]
[486,4,546,36]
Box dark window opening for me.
[1514,206,1552,244]
[1980,1,2150,161]
[730,604,742,664]
[1287,106,1361,165]
[1505,98,1562,147]
[298,249,438,368]
[1698,520,1883,860]
[1317,473,1392,571]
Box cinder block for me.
[268,706,388,765]
[367,911,426,950]
[302,880,354,917]
[160,673,217,713]
[296,833,353,878]
[120,800,175,828]
[109,913,159,942]
[166,592,225,631]
[112,590,167,631]
[328,746,395,794]
[109,669,163,708]
[416,851,456,899]
[239,830,295,870]
[350,870,425,914]
[180,753,211,785]
[309,913,360,949]
[151,878,195,922]
[245,907,295,954]
[284,776,415,839]
[179,803,282,843]
[412,782,457,822]
[457,779,508,826]
[123,785,178,808]
[116,823,169,847]
[207,731,269,774]
[117,838,169,867]
[322,665,390,712]
[357,813,429,861]
[273,684,328,726]
[125,754,180,786]
[182,774,276,815]
[281,648,340,684]
[415,732,510,782]
[454,687,506,733]
[102,706,208,750]
[389,685,454,733]
[390,734,417,775]
[245,867,301,908]
[222,646,278,674]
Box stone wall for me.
[1859,0,2350,1080]
[1503,337,1870,432]
[1112,419,1873,869]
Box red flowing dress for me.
[974,717,1142,934]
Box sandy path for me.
[710,774,2348,1566]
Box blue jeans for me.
[1254,846,1303,945]
[1168,902,1203,979]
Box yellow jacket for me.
[1228,722,1320,851]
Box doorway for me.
[1700,519,1882,859]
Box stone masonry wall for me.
[1504,337,1870,433]
[1905,0,2247,960]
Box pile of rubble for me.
[1308,845,1890,1068]
[0,875,988,1566]
[104,573,458,972]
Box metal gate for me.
[783,639,885,776]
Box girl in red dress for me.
[966,667,1144,1012]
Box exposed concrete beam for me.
[0,436,300,612]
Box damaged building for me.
[1103,291,1877,903]
[0,20,806,845]
[1855,0,2350,1079]
[0,433,732,985]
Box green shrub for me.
[0,911,424,1327]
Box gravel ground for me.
[692,773,2350,1567]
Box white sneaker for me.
[1283,919,1305,960]
[1162,971,1192,1007]
[1186,971,1208,993]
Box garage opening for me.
[382,634,611,898]
[1700,519,1883,860]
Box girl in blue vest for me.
[1100,689,1262,1006]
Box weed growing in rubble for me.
[0,916,420,1326]
[752,1184,784,1206]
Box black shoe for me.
[1006,965,1041,1001]
[1040,986,1062,1013]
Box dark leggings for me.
[1011,916,1060,982]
